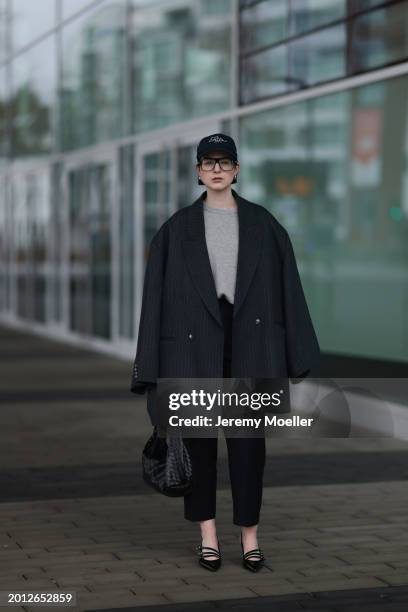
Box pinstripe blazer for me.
[130,189,320,416]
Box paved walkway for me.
[0,324,408,612]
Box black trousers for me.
[183,295,266,527]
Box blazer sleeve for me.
[282,230,321,380]
[130,223,168,395]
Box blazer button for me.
[188,333,193,339]
[255,318,261,325]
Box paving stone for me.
[161,586,258,604]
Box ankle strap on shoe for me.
[197,544,220,557]
[243,548,264,559]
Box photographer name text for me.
[168,415,314,429]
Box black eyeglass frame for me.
[198,157,238,171]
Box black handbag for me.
[142,426,193,497]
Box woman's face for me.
[196,149,239,190]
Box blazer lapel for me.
[182,188,263,328]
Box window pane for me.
[202,0,231,16]
[241,43,293,104]
[0,0,7,62]
[349,0,396,14]
[90,165,111,339]
[60,0,127,151]
[239,0,257,9]
[289,24,346,87]
[118,145,135,339]
[11,0,56,50]
[143,151,172,249]
[62,0,94,20]
[0,169,10,312]
[176,143,202,209]
[12,34,56,156]
[350,3,408,73]
[13,169,50,322]
[130,0,232,133]
[290,0,346,36]
[32,170,50,323]
[239,75,408,363]
[69,164,111,338]
[0,66,7,160]
[240,0,289,53]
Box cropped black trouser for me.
[183,295,266,527]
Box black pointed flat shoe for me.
[240,533,264,572]
[196,537,222,571]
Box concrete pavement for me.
[0,324,408,612]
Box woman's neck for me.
[203,188,237,210]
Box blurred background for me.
[0,0,408,373]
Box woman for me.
[131,133,320,573]
[185,134,266,573]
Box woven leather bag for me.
[142,426,193,497]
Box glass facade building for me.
[0,0,407,366]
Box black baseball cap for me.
[196,133,238,162]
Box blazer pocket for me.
[159,335,176,341]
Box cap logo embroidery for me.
[208,136,227,143]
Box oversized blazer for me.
[130,188,320,419]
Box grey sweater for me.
[203,201,239,304]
